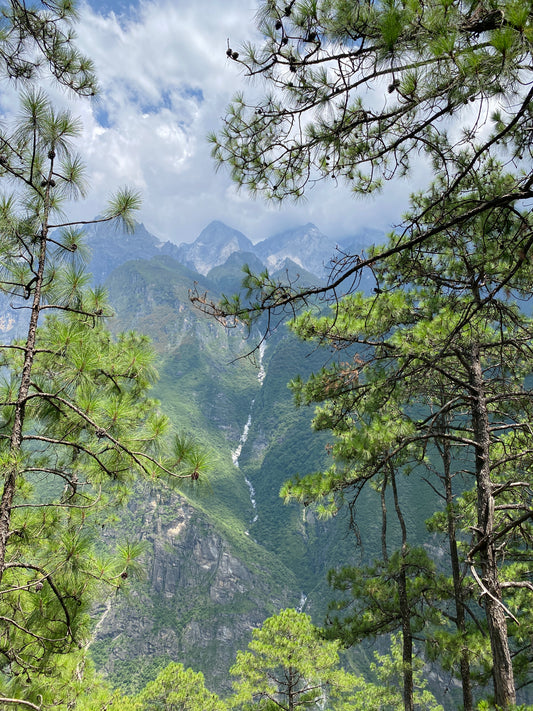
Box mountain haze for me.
[78,218,385,692]
[78,218,440,699]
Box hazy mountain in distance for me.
[83,217,384,289]
[254,223,338,277]
[84,220,181,284]
[207,251,265,296]
[177,221,254,275]
[338,226,385,253]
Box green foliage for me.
[327,546,442,643]
[276,164,533,707]
[0,91,203,708]
[229,608,358,710]
[202,0,533,340]
[343,634,444,711]
[0,0,97,94]
[212,0,533,203]
[133,662,226,711]
[74,662,227,711]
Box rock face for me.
[93,488,297,695]
[82,217,384,697]
[254,223,338,276]
[176,221,255,275]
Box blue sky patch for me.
[181,86,204,104]
[85,0,137,18]
[94,104,112,128]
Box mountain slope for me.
[254,223,338,277]
[84,218,393,697]
[177,220,255,275]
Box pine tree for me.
[134,663,226,711]
[0,0,97,94]
[195,0,533,326]
[0,91,203,709]
[229,608,357,711]
[282,165,533,708]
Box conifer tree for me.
[229,608,357,711]
[195,0,533,324]
[0,0,97,94]
[0,91,202,709]
[344,634,444,711]
[282,164,533,708]
[134,663,226,711]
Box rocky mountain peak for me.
[177,221,254,275]
[254,223,339,277]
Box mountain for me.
[206,251,265,296]
[95,251,352,694]
[253,223,385,283]
[84,220,182,284]
[338,226,386,253]
[176,221,255,275]
[254,223,339,277]
[77,217,421,698]
[83,217,384,288]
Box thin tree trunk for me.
[381,469,389,564]
[441,435,473,711]
[0,197,50,582]
[391,466,414,711]
[468,343,516,707]
[287,665,296,711]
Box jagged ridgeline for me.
[68,219,437,695]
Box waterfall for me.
[232,409,259,524]
[296,592,308,612]
[257,339,266,384]
[234,336,266,527]
[232,412,252,468]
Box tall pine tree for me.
[283,164,533,708]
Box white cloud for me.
[2,0,421,246]
[58,0,268,241]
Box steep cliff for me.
[85,221,387,697]
[91,488,299,694]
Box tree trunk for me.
[442,435,473,711]
[0,214,49,582]
[391,467,414,711]
[468,343,516,707]
[287,665,296,711]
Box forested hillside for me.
[83,222,385,695]
[1,1,532,709]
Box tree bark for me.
[441,435,473,711]
[468,343,516,707]
[0,202,49,582]
[391,466,414,711]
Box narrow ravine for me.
[232,409,259,524]
[232,338,266,526]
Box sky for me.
[6,0,425,245]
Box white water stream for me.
[232,410,258,524]
[296,592,308,612]
[232,341,308,611]
[232,339,266,525]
